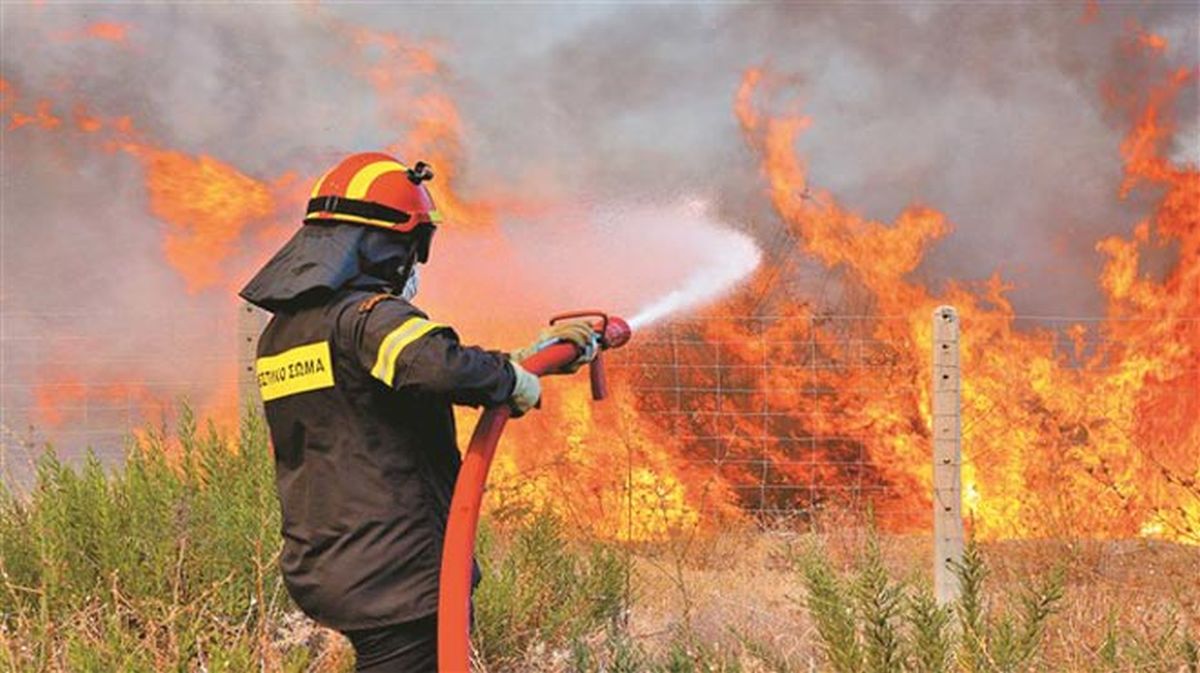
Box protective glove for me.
[507,361,542,418]
[510,321,599,375]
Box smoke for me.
[524,3,1197,316]
[1,3,1196,462]
[343,3,1196,316]
[413,197,761,347]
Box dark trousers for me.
[344,614,437,673]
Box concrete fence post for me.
[932,305,964,605]
[238,301,268,416]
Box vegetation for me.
[798,529,1067,673]
[0,410,1195,671]
[474,513,627,669]
[0,409,305,672]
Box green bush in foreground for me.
[473,513,627,669]
[0,409,635,672]
[800,530,1069,673]
[797,529,1198,673]
[0,408,304,672]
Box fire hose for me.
[437,311,632,672]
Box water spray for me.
[438,311,632,672]
[626,228,762,331]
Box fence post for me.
[932,305,964,605]
[238,301,267,416]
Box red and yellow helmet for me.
[305,151,442,231]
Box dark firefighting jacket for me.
[255,289,515,630]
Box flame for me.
[4,94,279,293]
[8,99,61,131]
[481,375,736,541]
[727,62,1198,542]
[32,372,158,428]
[1136,28,1169,53]
[0,78,15,114]
[73,104,102,133]
[120,144,276,293]
[3,95,274,435]
[49,21,133,46]
[343,24,497,228]
[84,22,131,44]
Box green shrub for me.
[855,533,905,672]
[801,545,863,673]
[1092,610,1200,673]
[1,406,638,672]
[473,512,628,669]
[797,529,1068,673]
[906,587,953,673]
[955,540,1065,673]
[794,530,1196,673]
[0,407,299,672]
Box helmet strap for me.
[393,246,419,297]
[414,223,435,263]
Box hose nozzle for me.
[549,311,632,400]
[549,311,631,351]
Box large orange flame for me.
[724,60,1198,542]
[119,144,276,294]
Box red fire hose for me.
[437,312,632,672]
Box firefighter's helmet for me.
[305,152,440,262]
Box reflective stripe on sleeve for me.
[371,317,447,386]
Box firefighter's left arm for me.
[356,301,517,407]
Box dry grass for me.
[621,520,1200,671]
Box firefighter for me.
[239,152,596,672]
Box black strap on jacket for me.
[306,196,411,225]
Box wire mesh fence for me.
[0,307,242,488]
[2,305,1197,545]
[607,314,933,532]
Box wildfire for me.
[31,371,159,428]
[725,57,1198,542]
[483,379,731,541]
[121,145,276,293]
[51,21,133,45]
[342,23,496,229]
[3,92,277,435]
[83,22,131,44]
[4,9,1196,545]
[1136,28,1169,54]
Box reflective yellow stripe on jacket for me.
[371,317,446,386]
